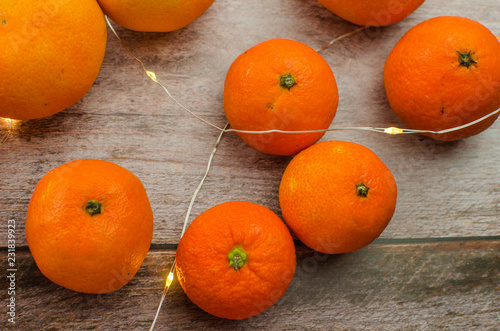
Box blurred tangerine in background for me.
[97,0,216,32]
[317,0,426,26]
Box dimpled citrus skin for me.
[97,0,215,32]
[279,141,397,254]
[176,201,296,319]
[26,159,154,294]
[0,0,107,120]
[384,16,500,141]
[317,0,426,26]
[224,38,339,156]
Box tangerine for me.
[384,16,500,141]
[97,0,215,32]
[0,0,107,120]
[279,141,397,254]
[317,0,426,26]
[176,201,296,319]
[223,38,339,156]
[26,159,154,294]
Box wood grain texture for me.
[1,240,499,330]
[1,0,499,246]
[0,1,499,328]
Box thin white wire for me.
[105,17,223,132]
[149,292,166,331]
[149,123,228,331]
[315,26,367,52]
[402,107,500,134]
[181,122,229,237]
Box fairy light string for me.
[149,123,228,331]
[104,17,500,330]
[105,17,500,138]
[315,26,366,52]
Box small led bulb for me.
[165,271,174,288]
[384,127,404,135]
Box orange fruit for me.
[279,141,397,254]
[317,0,426,26]
[223,38,339,156]
[384,16,500,141]
[176,201,296,319]
[26,159,154,294]
[97,0,215,32]
[0,0,107,120]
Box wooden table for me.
[1,0,499,329]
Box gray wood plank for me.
[1,0,499,247]
[1,240,498,330]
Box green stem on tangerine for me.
[457,50,477,68]
[356,183,370,198]
[85,200,102,216]
[228,247,248,270]
[280,73,297,90]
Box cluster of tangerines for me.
[2,0,499,322]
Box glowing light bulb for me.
[384,127,404,135]
[146,70,158,83]
[165,271,174,288]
